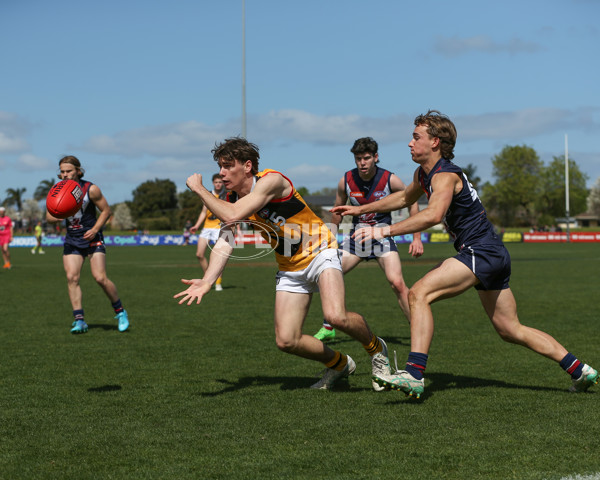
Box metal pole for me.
[241,0,247,138]
[565,134,570,242]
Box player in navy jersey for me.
[314,137,423,349]
[333,110,597,398]
[46,156,129,334]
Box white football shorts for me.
[275,248,342,294]
[198,228,220,244]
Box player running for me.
[314,137,423,343]
[175,137,390,391]
[46,155,129,334]
[333,110,598,398]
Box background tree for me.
[110,203,135,231]
[34,178,56,201]
[22,199,43,227]
[130,179,178,230]
[296,186,310,197]
[481,145,543,227]
[310,187,336,197]
[587,177,600,216]
[130,179,178,218]
[4,187,27,212]
[177,190,203,228]
[536,156,589,226]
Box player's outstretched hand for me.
[174,278,212,305]
[330,205,360,217]
[352,226,387,244]
[408,237,424,258]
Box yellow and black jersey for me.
[203,190,227,229]
[227,169,337,271]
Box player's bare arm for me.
[190,205,208,234]
[352,171,457,243]
[186,172,286,224]
[83,185,111,240]
[46,211,62,223]
[329,176,347,235]
[174,229,234,305]
[390,174,424,257]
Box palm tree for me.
[34,178,56,201]
[4,187,27,212]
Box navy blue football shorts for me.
[340,234,398,261]
[63,239,106,257]
[454,243,511,291]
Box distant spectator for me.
[0,206,13,269]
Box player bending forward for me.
[333,110,598,398]
[175,137,391,391]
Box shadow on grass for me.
[200,370,573,398]
[87,323,122,331]
[380,371,569,404]
[199,375,358,396]
[88,384,123,393]
[426,371,565,394]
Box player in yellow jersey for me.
[190,174,227,291]
[32,221,45,254]
[175,137,391,391]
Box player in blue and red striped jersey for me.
[334,110,597,398]
[314,137,423,348]
[46,155,129,334]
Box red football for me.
[46,180,84,219]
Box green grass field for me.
[1,242,598,479]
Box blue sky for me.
[1,0,599,205]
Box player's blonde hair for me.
[58,155,85,179]
[414,110,457,160]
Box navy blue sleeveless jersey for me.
[345,167,393,229]
[418,159,502,251]
[64,180,105,249]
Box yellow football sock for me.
[325,351,348,371]
[215,277,222,285]
[363,334,383,357]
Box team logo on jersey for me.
[71,185,83,204]
[349,192,363,198]
[358,213,377,224]
[373,191,387,199]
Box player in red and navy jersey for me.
[175,137,390,390]
[334,110,597,398]
[313,137,423,347]
[46,155,129,334]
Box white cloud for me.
[76,107,600,160]
[434,35,543,57]
[17,153,51,171]
[457,107,600,141]
[284,163,342,190]
[81,120,238,157]
[0,111,32,154]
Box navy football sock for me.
[405,352,428,380]
[560,352,584,379]
[73,309,84,322]
[111,299,124,314]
